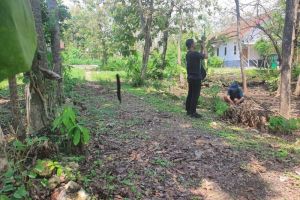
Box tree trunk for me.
[161,1,174,72]
[279,0,299,118]
[8,76,25,140]
[293,6,300,95]
[178,9,184,87]
[102,39,108,66]
[235,0,248,94]
[140,0,154,80]
[47,0,63,104]
[30,0,56,132]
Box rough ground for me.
[71,82,300,200]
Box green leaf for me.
[4,168,15,177]
[0,195,10,200]
[28,171,37,179]
[67,125,77,137]
[41,178,49,187]
[79,126,90,144]
[13,140,26,151]
[34,163,45,173]
[13,185,28,199]
[57,167,63,176]
[1,184,15,192]
[73,128,81,146]
[0,0,37,81]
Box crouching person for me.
[224,82,245,105]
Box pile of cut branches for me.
[224,98,274,132]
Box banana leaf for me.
[0,0,37,81]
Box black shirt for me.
[186,51,205,80]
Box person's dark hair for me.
[186,39,194,49]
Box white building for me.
[211,18,266,67]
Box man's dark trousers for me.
[186,79,201,114]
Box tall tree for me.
[160,0,175,72]
[235,0,248,94]
[30,0,59,132]
[47,0,63,104]
[279,0,299,118]
[293,5,300,95]
[139,0,154,80]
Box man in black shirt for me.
[185,39,207,118]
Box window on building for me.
[217,47,219,56]
[234,45,237,55]
[224,47,227,56]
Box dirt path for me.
[72,82,300,200]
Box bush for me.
[125,54,143,86]
[201,85,228,116]
[265,76,279,91]
[214,97,229,116]
[102,57,127,71]
[208,56,223,68]
[292,64,300,80]
[62,46,102,65]
[268,116,300,134]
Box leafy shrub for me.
[292,64,300,79]
[268,116,300,134]
[62,46,102,65]
[265,76,279,91]
[52,106,90,146]
[201,85,228,116]
[214,97,229,116]
[0,137,50,199]
[202,85,221,98]
[102,57,127,71]
[208,56,223,68]
[125,54,143,86]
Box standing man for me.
[185,39,207,118]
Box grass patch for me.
[152,157,171,168]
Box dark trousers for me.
[186,79,201,114]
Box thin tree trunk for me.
[235,0,248,94]
[279,0,299,118]
[47,0,63,104]
[102,39,108,66]
[140,0,154,80]
[178,8,184,87]
[293,5,300,95]
[30,0,55,132]
[8,76,25,140]
[161,1,174,73]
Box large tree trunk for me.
[235,0,248,94]
[8,76,25,140]
[47,0,63,104]
[279,0,299,118]
[140,0,154,80]
[30,0,56,132]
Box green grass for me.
[0,75,24,97]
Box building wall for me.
[214,40,262,67]
[215,40,240,61]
